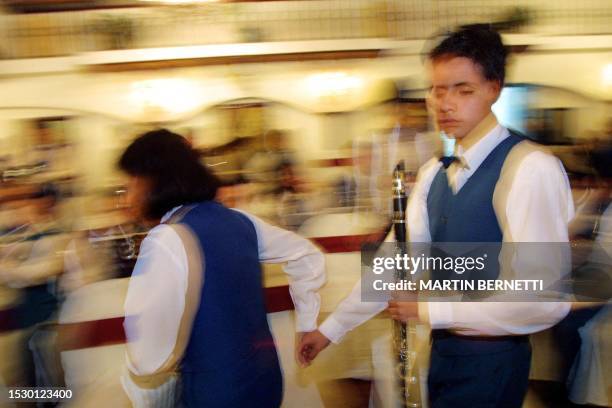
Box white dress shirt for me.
[123,206,326,376]
[319,121,574,343]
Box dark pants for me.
[428,337,531,408]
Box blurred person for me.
[556,149,612,405]
[216,178,283,224]
[28,119,74,179]
[60,189,136,293]
[335,141,376,210]
[117,129,325,407]
[570,184,610,269]
[0,183,35,236]
[555,263,610,406]
[569,176,605,241]
[1,184,65,312]
[365,97,437,215]
[56,192,144,408]
[299,25,574,408]
[565,301,612,406]
[274,160,311,230]
[216,177,254,210]
[570,126,612,241]
[198,136,255,186]
[243,129,296,188]
[0,184,68,390]
[53,189,147,407]
[559,195,612,406]
[373,98,432,176]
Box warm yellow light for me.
[129,78,202,116]
[603,64,612,87]
[306,72,363,98]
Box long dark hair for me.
[118,129,220,220]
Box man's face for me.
[427,56,501,139]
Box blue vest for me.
[426,131,525,355]
[427,132,522,243]
[177,201,282,407]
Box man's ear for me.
[489,80,502,104]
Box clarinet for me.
[392,161,421,408]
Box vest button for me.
[441,216,448,224]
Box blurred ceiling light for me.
[604,64,612,87]
[129,78,202,116]
[307,72,363,98]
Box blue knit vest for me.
[177,201,282,407]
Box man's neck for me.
[457,112,498,151]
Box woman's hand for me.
[296,330,331,367]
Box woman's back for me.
[177,201,282,407]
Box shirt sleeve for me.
[426,149,574,335]
[124,224,188,376]
[318,159,440,343]
[319,281,388,344]
[234,210,326,333]
[427,301,570,336]
[406,157,440,242]
[503,149,575,242]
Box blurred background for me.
[0,0,610,407]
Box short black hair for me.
[118,129,220,220]
[428,24,508,86]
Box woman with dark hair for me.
[118,129,325,407]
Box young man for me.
[298,25,574,407]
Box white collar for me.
[160,205,183,223]
[455,124,509,173]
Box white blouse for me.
[123,208,326,376]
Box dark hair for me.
[428,24,508,86]
[118,129,220,220]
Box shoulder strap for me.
[162,205,197,225]
[163,223,204,370]
[127,215,204,388]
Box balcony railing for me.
[0,0,610,59]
